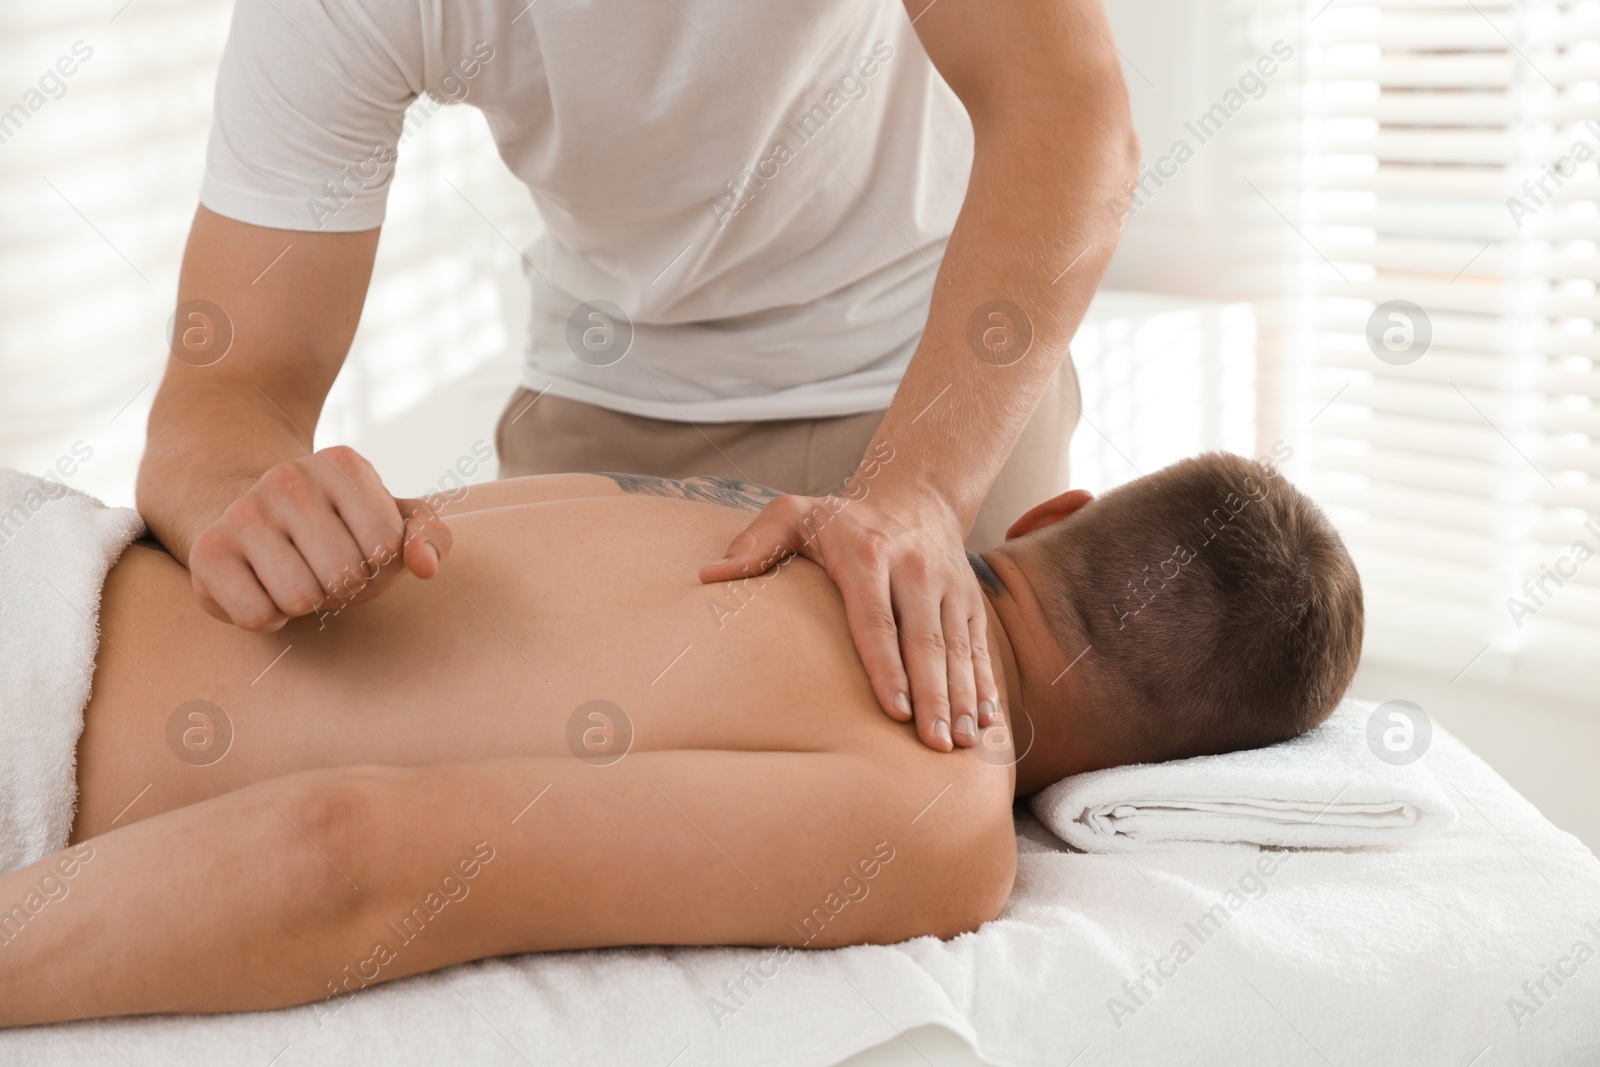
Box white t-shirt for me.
[200,0,972,421]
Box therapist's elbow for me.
[986,67,1140,185]
[1078,64,1140,181]
[1085,82,1141,207]
[1117,122,1142,190]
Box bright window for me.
[1274,0,1600,703]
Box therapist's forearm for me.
[138,382,311,564]
[137,207,379,566]
[863,94,1138,528]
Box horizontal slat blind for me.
[1251,0,1600,702]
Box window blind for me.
[1254,0,1599,703]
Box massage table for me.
[4,723,1597,1066]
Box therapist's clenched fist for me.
[188,445,452,632]
[699,467,999,754]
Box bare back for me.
[75,474,1012,837]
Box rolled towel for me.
[1030,699,1457,852]
[0,469,144,875]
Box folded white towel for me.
[1030,699,1458,852]
[0,469,144,876]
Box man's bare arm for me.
[139,207,450,631]
[0,750,1013,1025]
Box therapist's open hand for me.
[188,446,452,632]
[699,474,999,753]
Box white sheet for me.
[4,725,1597,1066]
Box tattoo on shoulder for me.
[591,472,783,513]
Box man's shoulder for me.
[819,739,1017,943]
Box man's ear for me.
[1004,489,1094,541]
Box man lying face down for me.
[993,450,1365,793]
[0,452,1361,1026]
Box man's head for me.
[983,453,1363,790]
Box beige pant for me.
[494,359,1082,551]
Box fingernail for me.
[893,692,910,717]
[978,698,997,719]
[714,556,730,565]
[933,720,952,746]
[955,713,976,740]
[427,542,440,566]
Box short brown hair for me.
[1012,452,1363,763]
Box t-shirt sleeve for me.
[199,0,425,232]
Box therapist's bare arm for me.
[703,0,1139,749]
[138,207,449,631]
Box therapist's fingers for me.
[257,447,404,612]
[190,484,309,631]
[309,447,452,584]
[266,488,372,607]
[191,550,288,633]
[833,555,914,725]
[243,527,336,621]
[893,563,954,752]
[394,496,452,579]
[285,495,448,616]
[970,610,1000,729]
[943,594,980,748]
[310,445,411,570]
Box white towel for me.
[1029,699,1458,852]
[0,469,144,876]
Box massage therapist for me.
[136,0,1138,753]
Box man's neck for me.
[967,551,1019,713]
[973,547,1085,797]
[978,595,1020,727]
[971,553,1027,793]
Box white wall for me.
[1101,0,1254,300]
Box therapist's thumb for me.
[395,496,452,579]
[698,496,808,584]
